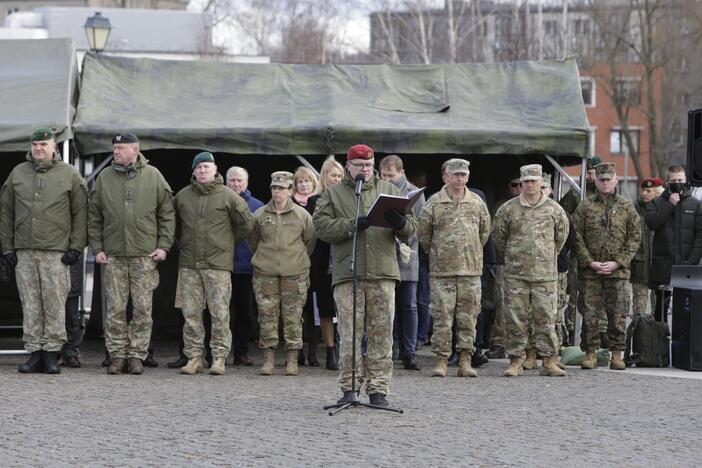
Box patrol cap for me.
[112,133,139,144]
[587,156,602,170]
[30,127,55,142]
[542,173,551,189]
[347,144,374,161]
[520,164,543,181]
[595,162,616,180]
[641,177,664,188]
[270,170,294,188]
[192,151,215,169]
[444,158,470,174]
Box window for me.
[614,78,641,106]
[496,15,512,38]
[581,78,595,107]
[544,20,558,36]
[610,129,641,155]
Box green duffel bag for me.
[559,346,611,366]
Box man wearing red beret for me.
[313,144,417,407]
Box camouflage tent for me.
[73,53,590,160]
[0,39,79,152]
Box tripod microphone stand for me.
[323,174,403,416]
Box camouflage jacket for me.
[560,181,596,216]
[313,171,416,286]
[249,196,315,277]
[88,153,175,256]
[1,151,88,253]
[175,174,253,272]
[573,191,641,280]
[493,193,569,282]
[418,186,490,277]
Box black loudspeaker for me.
[671,288,702,370]
[686,108,702,186]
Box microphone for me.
[354,173,364,196]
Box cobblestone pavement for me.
[1,338,700,467]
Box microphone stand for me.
[323,176,403,416]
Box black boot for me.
[447,351,459,366]
[325,346,339,370]
[337,390,358,404]
[43,351,61,374]
[402,355,421,371]
[485,345,506,359]
[298,348,305,366]
[369,393,390,407]
[308,334,320,367]
[18,351,44,373]
[471,349,488,368]
[167,356,188,369]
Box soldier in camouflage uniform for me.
[249,171,316,377]
[174,152,253,376]
[573,162,641,370]
[313,144,417,408]
[418,158,490,378]
[89,133,175,375]
[0,128,88,374]
[493,164,569,377]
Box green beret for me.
[112,133,139,144]
[587,156,602,170]
[31,127,55,142]
[192,151,215,169]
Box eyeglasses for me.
[510,183,521,188]
[348,161,375,169]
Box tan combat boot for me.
[540,356,566,377]
[522,349,538,370]
[457,351,477,377]
[503,356,524,377]
[581,350,598,369]
[260,348,275,376]
[285,349,299,376]
[555,357,566,370]
[209,357,226,375]
[609,349,626,370]
[431,356,448,377]
[180,356,203,375]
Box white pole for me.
[62,139,70,164]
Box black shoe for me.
[471,349,488,368]
[61,355,82,368]
[298,348,305,365]
[337,390,358,404]
[485,345,506,359]
[447,351,459,366]
[402,355,421,371]
[167,356,188,369]
[369,393,389,407]
[308,345,320,367]
[43,351,61,374]
[325,346,339,371]
[143,355,159,368]
[18,351,44,373]
[234,355,254,366]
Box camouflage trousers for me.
[503,278,559,358]
[430,276,481,357]
[579,277,630,351]
[489,265,506,348]
[15,250,69,352]
[529,272,567,350]
[565,262,579,338]
[180,268,232,360]
[103,256,159,360]
[253,273,308,350]
[334,279,395,396]
[631,281,651,317]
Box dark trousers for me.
[654,289,672,323]
[231,273,254,358]
[63,295,83,358]
[393,281,418,358]
[416,260,431,344]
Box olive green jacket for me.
[418,186,491,277]
[312,171,417,286]
[249,197,316,277]
[175,174,254,271]
[1,151,88,253]
[573,191,641,280]
[88,153,175,256]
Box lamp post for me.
[83,12,112,53]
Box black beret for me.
[112,133,139,144]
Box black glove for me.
[61,249,81,266]
[384,209,406,230]
[4,252,17,268]
[356,216,371,231]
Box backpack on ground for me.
[625,314,670,367]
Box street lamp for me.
[83,12,112,53]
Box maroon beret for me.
[347,144,374,161]
[641,177,664,188]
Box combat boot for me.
[503,356,524,377]
[540,356,566,377]
[43,351,61,374]
[260,348,275,375]
[107,358,127,375]
[210,357,226,375]
[285,350,299,376]
[431,356,448,377]
[128,357,144,375]
[522,349,538,370]
[18,351,44,373]
[609,349,626,370]
[180,356,203,375]
[581,350,598,369]
[457,351,478,377]
[555,358,566,370]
